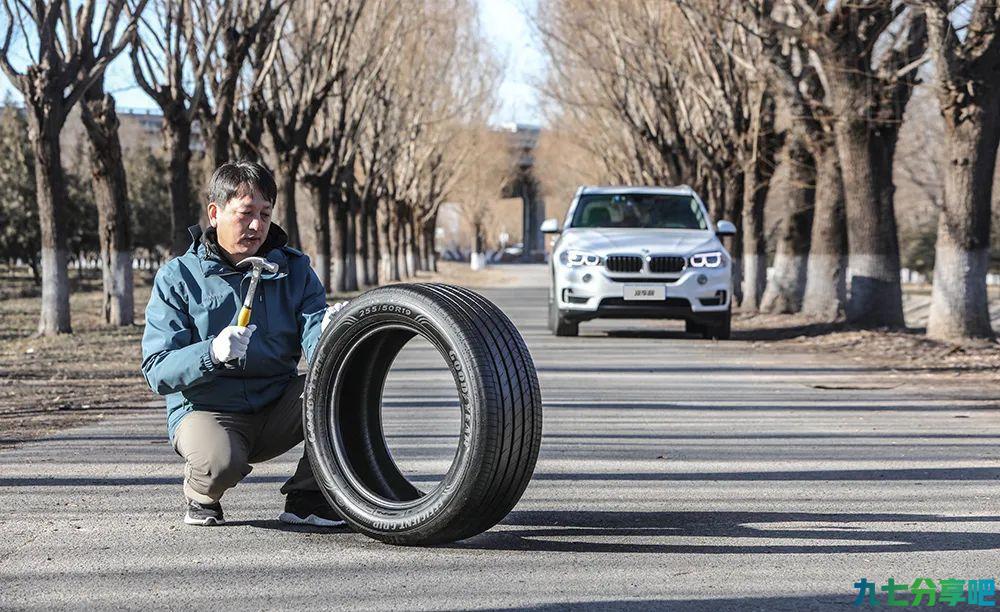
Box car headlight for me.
[559,249,603,267]
[689,251,724,268]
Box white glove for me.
[211,324,257,364]
[321,301,348,333]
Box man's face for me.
[208,189,272,263]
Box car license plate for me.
[623,285,665,300]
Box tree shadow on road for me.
[451,509,1000,555]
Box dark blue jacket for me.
[140,225,326,441]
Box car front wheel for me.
[701,308,731,340]
[548,294,579,337]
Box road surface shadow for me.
[491,595,855,611]
[5,466,1000,488]
[595,321,848,341]
[225,518,353,534]
[451,509,1000,555]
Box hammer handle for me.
[237,306,252,328]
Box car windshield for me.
[571,193,708,230]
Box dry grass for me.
[0,281,156,448]
[732,312,1000,381]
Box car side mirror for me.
[540,218,561,234]
[716,220,736,237]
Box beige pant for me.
[173,375,317,504]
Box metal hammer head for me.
[238,256,279,276]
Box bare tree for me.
[0,0,143,334]
[749,4,848,318]
[261,0,364,248]
[761,135,816,313]
[453,128,513,260]
[781,2,927,327]
[79,71,135,326]
[921,0,1000,340]
[195,0,287,185]
[132,0,222,255]
[365,0,495,281]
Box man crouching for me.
[141,160,344,527]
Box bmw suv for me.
[543,186,735,339]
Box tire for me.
[304,283,543,545]
[702,309,731,340]
[548,294,579,337]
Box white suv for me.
[543,186,735,339]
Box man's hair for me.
[208,160,278,208]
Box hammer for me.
[236,257,279,327]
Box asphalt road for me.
[2,265,999,610]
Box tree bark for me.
[345,206,359,291]
[802,144,848,320]
[275,157,301,248]
[417,220,430,272]
[924,2,1000,341]
[762,138,815,314]
[26,111,72,335]
[405,213,419,275]
[81,87,135,326]
[305,174,332,291]
[357,197,372,286]
[833,116,905,327]
[723,174,744,307]
[391,204,403,280]
[741,167,769,312]
[367,199,380,285]
[378,202,396,282]
[332,197,348,293]
[164,116,195,256]
[927,99,999,340]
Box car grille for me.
[649,255,686,274]
[606,255,643,273]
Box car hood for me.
[559,228,721,255]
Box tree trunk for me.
[367,200,380,285]
[345,206,358,291]
[391,205,403,280]
[275,157,301,248]
[357,197,372,287]
[425,217,438,272]
[417,220,429,272]
[927,99,999,340]
[354,206,367,288]
[723,174,744,307]
[206,120,231,178]
[332,198,348,293]
[164,116,195,256]
[802,144,848,320]
[762,138,815,314]
[405,214,419,275]
[26,111,72,335]
[833,116,905,327]
[377,202,396,282]
[81,87,135,326]
[741,167,768,312]
[305,174,332,291]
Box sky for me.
[476,0,547,126]
[0,0,547,127]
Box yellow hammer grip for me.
[237,306,251,328]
